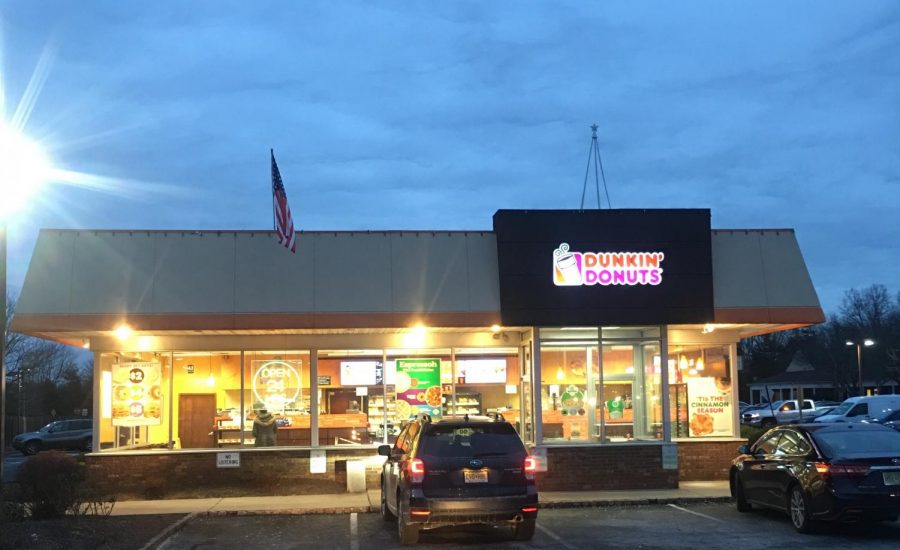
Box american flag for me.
[271,149,296,253]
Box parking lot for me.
[159,503,900,549]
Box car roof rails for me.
[487,412,505,422]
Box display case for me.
[368,395,401,438]
[446,391,481,415]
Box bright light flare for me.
[0,123,51,217]
[114,324,133,341]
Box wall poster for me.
[112,362,163,427]
[394,358,442,420]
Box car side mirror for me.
[377,444,391,457]
[738,444,752,455]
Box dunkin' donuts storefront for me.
[11,209,823,497]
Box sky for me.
[0,0,898,315]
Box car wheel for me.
[381,480,395,522]
[80,437,92,452]
[734,475,752,513]
[788,485,815,534]
[761,418,776,428]
[397,494,419,545]
[23,441,40,456]
[512,519,536,541]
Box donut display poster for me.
[686,377,732,437]
[395,358,442,420]
[112,362,162,427]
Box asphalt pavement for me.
[2,450,29,482]
[157,503,900,550]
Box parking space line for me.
[536,523,577,550]
[667,504,725,523]
[350,512,359,550]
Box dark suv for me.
[12,419,92,455]
[378,414,538,545]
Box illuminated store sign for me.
[252,360,302,412]
[552,243,664,287]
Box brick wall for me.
[85,449,384,500]
[534,445,679,491]
[676,440,743,481]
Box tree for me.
[4,293,93,424]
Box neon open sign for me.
[552,243,664,287]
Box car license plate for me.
[464,469,489,483]
[884,472,900,486]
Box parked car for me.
[814,395,900,424]
[378,414,538,545]
[730,423,900,532]
[11,419,92,455]
[742,400,829,428]
[878,411,900,432]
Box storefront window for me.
[169,351,241,449]
[241,351,310,447]
[452,347,519,426]
[601,327,663,442]
[98,352,172,451]
[668,344,735,438]
[539,327,662,444]
[539,328,599,443]
[317,350,382,446]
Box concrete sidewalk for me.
[110,481,730,516]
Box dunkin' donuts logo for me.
[552,243,665,287]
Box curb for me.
[199,506,375,516]
[139,512,197,550]
[540,496,733,509]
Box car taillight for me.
[408,458,425,483]
[815,462,870,478]
[524,456,537,480]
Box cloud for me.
[1,0,898,313]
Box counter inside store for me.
[214,409,369,447]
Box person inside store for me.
[347,399,360,413]
[252,408,278,447]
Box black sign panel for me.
[493,209,714,326]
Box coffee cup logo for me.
[553,243,583,286]
[552,243,665,287]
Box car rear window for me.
[419,423,525,457]
[815,429,900,455]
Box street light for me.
[0,121,50,483]
[846,339,876,396]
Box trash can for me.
[346,460,366,493]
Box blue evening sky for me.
[1,1,898,314]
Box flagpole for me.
[270,149,277,232]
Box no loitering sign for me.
[217,452,241,468]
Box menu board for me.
[459,359,507,384]
[112,362,162,427]
[686,377,733,437]
[395,358,442,420]
[340,361,378,386]
[252,360,303,413]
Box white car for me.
[814,395,900,423]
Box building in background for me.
[11,209,824,496]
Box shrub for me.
[740,424,768,446]
[18,451,85,520]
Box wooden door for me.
[178,394,216,449]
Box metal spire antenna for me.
[580,124,612,209]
